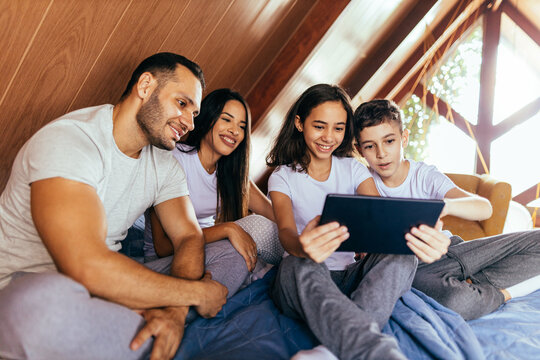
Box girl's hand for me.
[226,222,258,271]
[299,216,349,263]
[405,220,450,263]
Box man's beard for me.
[136,90,173,150]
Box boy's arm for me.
[442,187,492,221]
[355,177,380,196]
[269,191,348,262]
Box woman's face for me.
[295,101,347,161]
[203,99,247,157]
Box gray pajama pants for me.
[413,229,540,320]
[270,253,418,360]
[0,239,247,360]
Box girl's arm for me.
[270,191,349,263]
[442,187,492,221]
[355,177,380,196]
[247,180,275,221]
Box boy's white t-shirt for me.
[268,156,372,270]
[370,159,456,237]
[370,159,455,200]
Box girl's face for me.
[295,101,347,161]
[203,99,247,157]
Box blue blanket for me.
[174,269,486,359]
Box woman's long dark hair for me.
[180,88,250,223]
[266,84,354,172]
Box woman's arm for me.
[442,187,493,220]
[270,191,348,262]
[247,180,275,221]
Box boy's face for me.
[357,121,408,182]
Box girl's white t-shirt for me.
[268,156,372,270]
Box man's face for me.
[357,121,408,182]
[136,65,202,150]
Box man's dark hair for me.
[353,99,403,142]
[120,52,205,100]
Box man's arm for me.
[31,177,225,310]
[152,196,204,279]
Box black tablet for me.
[320,194,445,254]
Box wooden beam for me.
[246,0,351,129]
[390,5,481,104]
[476,7,501,174]
[493,97,540,138]
[374,0,475,100]
[341,0,437,97]
[412,84,477,137]
[501,0,540,47]
[513,183,540,206]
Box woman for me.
[144,88,282,297]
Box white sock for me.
[291,345,339,360]
[506,274,540,299]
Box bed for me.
[173,268,540,360]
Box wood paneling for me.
[0,0,313,191]
[68,0,191,111]
[0,0,130,188]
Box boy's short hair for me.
[353,99,403,138]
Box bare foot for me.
[501,288,512,302]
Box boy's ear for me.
[401,129,409,149]
[294,115,303,132]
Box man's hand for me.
[130,306,188,360]
[194,272,228,318]
[226,223,257,271]
[299,216,349,263]
[405,220,450,263]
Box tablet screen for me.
[320,194,444,254]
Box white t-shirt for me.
[268,156,372,270]
[371,159,455,237]
[0,104,188,289]
[371,159,455,200]
[143,144,219,257]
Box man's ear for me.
[402,128,409,149]
[294,115,303,132]
[136,72,157,100]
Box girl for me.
[266,84,418,360]
[144,88,282,298]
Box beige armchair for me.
[442,173,512,240]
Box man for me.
[0,53,234,359]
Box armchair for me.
[442,173,512,240]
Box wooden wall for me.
[0,0,317,191]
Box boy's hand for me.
[194,272,228,318]
[131,306,188,360]
[299,216,349,263]
[405,220,450,263]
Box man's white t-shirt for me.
[267,156,372,270]
[0,104,188,289]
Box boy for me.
[353,99,540,320]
